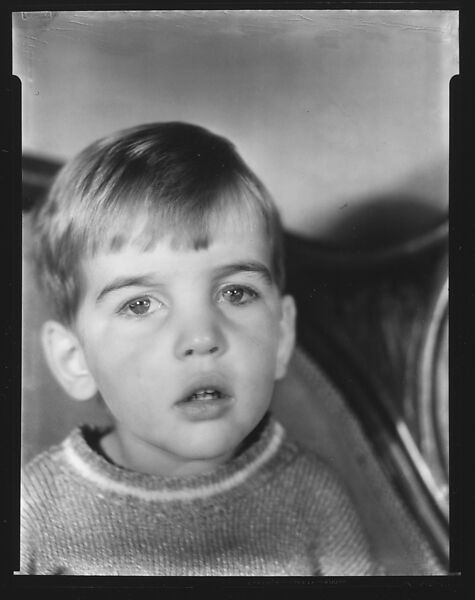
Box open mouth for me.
[175,377,233,419]
[182,388,227,403]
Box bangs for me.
[79,176,275,257]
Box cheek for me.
[87,348,159,423]
[84,332,154,394]
[246,308,281,345]
[233,312,282,369]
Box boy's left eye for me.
[218,285,258,306]
[127,298,152,315]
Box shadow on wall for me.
[313,195,448,250]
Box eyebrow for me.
[214,262,273,285]
[95,261,273,304]
[95,274,161,304]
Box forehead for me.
[80,211,272,294]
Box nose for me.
[174,311,227,360]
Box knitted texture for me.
[20,415,378,575]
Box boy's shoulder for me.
[21,426,96,498]
[22,431,74,494]
[277,426,350,496]
[20,430,83,539]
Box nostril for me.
[183,345,219,357]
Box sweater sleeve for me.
[19,456,64,575]
[19,470,40,575]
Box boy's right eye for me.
[118,296,162,317]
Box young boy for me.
[21,122,379,575]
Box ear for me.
[275,295,297,381]
[41,320,98,401]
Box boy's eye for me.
[119,297,160,317]
[127,298,151,315]
[219,285,258,306]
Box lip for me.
[175,373,234,421]
[176,373,232,403]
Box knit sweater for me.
[20,414,378,576]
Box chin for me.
[177,424,244,463]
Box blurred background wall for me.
[15,9,457,463]
[14,10,457,238]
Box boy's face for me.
[70,210,296,476]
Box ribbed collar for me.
[59,413,287,503]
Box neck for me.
[100,429,234,477]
